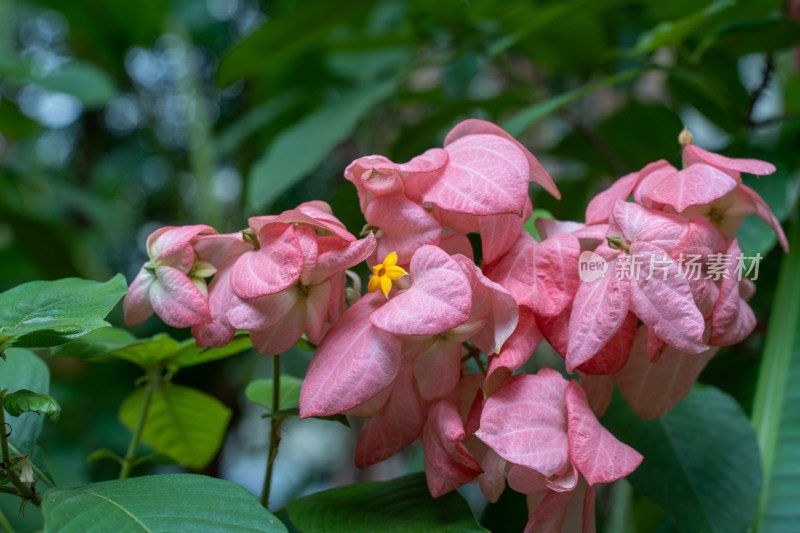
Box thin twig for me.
[261,354,282,509]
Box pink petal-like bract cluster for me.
[126,122,784,532]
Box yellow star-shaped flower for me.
[367,252,408,297]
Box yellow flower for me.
[368,252,408,297]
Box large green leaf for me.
[602,385,761,533]
[118,383,231,470]
[216,0,374,86]
[0,275,127,353]
[288,473,488,532]
[247,80,397,211]
[0,348,50,455]
[752,221,800,533]
[41,474,287,533]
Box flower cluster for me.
[123,121,784,532]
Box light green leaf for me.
[523,209,554,241]
[118,383,231,470]
[41,474,287,533]
[247,80,398,211]
[752,221,800,533]
[288,473,488,532]
[0,275,127,353]
[0,348,49,455]
[104,334,181,369]
[502,69,643,137]
[3,390,61,423]
[246,376,302,411]
[602,385,761,533]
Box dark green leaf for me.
[0,275,127,352]
[602,385,761,533]
[246,375,302,411]
[502,69,643,137]
[118,383,231,470]
[216,0,375,86]
[701,17,800,58]
[247,80,398,211]
[42,474,287,532]
[632,0,736,54]
[288,473,488,532]
[217,93,300,156]
[51,327,138,360]
[315,414,351,428]
[3,390,60,423]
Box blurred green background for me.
[0,0,798,531]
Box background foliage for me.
[0,0,798,531]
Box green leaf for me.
[700,17,800,58]
[0,348,49,455]
[502,68,643,137]
[51,327,137,360]
[632,0,736,54]
[54,329,251,370]
[217,93,300,156]
[216,0,374,86]
[247,80,398,211]
[34,62,117,109]
[751,220,800,533]
[0,275,127,353]
[246,376,302,411]
[41,474,287,533]
[523,209,554,241]
[3,390,60,423]
[103,333,181,368]
[288,473,488,532]
[0,55,116,109]
[165,332,252,369]
[602,385,761,533]
[118,383,231,470]
[87,448,123,465]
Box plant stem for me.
[0,392,39,507]
[119,370,158,479]
[261,354,282,509]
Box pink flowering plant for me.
[0,120,788,532]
